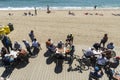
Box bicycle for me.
[72,54,89,71]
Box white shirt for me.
[56,47,66,54]
[5,50,19,58]
[10,50,19,58]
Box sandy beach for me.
[0,9,120,80]
[1,9,120,46]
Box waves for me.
[0,0,120,10]
[1,6,120,10]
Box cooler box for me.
[3,26,10,34]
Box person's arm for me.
[113,72,120,80]
[100,69,104,75]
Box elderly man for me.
[31,38,42,55]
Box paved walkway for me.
[0,44,120,80]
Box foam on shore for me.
[0,6,120,10]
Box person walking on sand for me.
[34,7,37,15]
[47,5,51,13]
[29,30,35,42]
[94,5,97,10]
[100,34,108,48]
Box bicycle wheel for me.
[82,58,91,66]
[80,60,89,71]
[111,50,116,57]
[80,63,89,71]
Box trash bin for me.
[8,23,14,31]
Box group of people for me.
[0,32,120,79]
[46,34,74,59]
[82,33,120,80]
[0,30,41,67]
[45,33,120,80]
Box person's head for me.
[59,40,62,43]
[110,42,113,45]
[101,53,106,58]
[34,38,37,41]
[31,30,34,33]
[14,41,18,44]
[22,39,26,42]
[70,34,72,36]
[94,66,100,72]
[48,38,51,41]
[104,33,107,37]
[1,47,6,51]
[91,47,94,50]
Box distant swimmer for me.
[94,5,97,10]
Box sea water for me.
[0,0,120,10]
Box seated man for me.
[84,48,94,58]
[107,42,114,50]
[66,34,74,44]
[93,43,101,51]
[17,49,29,63]
[103,50,114,59]
[55,47,65,60]
[32,38,42,55]
[46,38,53,48]
[68,11,75,16]
[55,41,65,59]
[89,66,104,80]
[96,54,109,68]
[113,71,120,80]
[109,56,120,68]
[3,54,15,66]
[46,38,56,53]
[13,41,22,51]
[83,48,97,66]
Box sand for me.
[0,9,120,54]
[0,9,120,80]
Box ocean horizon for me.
[0,0,120,10]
